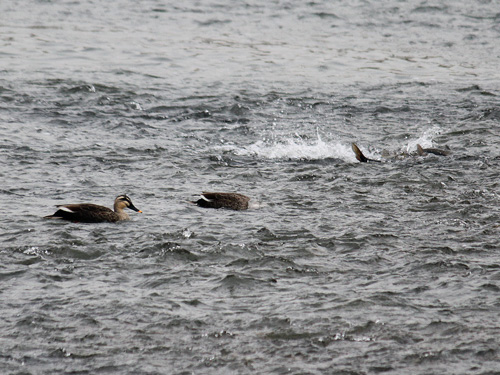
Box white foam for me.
[222,135,357,162]
[248,200,268,210]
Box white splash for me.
[248,200,267,209]
[224,135,357,162]
[182,228,193,238]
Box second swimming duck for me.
[193,192,250,210]
[44,194,142,223]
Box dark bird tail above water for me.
[352,143,381,163]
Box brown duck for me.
[193,192,250,210]
[44,195,142,223]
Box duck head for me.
[114,195,142,213]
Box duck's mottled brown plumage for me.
[194,192,250,210]
[44,195,142,223]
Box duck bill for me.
[129,204,142,213]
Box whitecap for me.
[221,135,358,163]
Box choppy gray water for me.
[1,1,500,374]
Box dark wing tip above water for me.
[351,143,365,162]
[352,143,380,163]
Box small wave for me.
[221,135,357,162]
[214,273,276,292]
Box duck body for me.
[194,192,250,210]
[44,195,141,223]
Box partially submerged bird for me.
[416,144,450,156]
[44,195,142,223]
[352,143,381,163]
[193,192,250,210]
[352,142,450,163]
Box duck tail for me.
[352,143,372,163]
[352,143,365,162]
[43,214,62,219]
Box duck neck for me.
[114,203,130,220]
[116,211,130,220]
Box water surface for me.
[1,1,500,374]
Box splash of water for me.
[226,134,357,162]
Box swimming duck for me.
[44,194,142,223]
[193,192,250,210]
[416,144,450,156]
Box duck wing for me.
[46,203,118,223]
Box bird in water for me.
[44,195,142,223]
[193,192,250,210]
[352,142,450,163]
[416,144,450,156]
[351,143,381,163]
